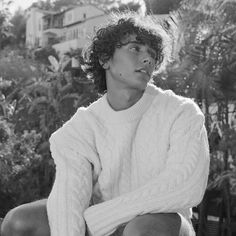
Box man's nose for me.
[142,55,153,66]
[142,57,151,65]
[141,50,153,65]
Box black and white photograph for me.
[0,0,236,235]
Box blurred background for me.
[0,0,236,235]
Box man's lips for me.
[135,68,151,77]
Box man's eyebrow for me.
[120,40,143,46]
[127,41,143,44]
[119,41,157,57]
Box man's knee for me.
[123,226,173,236]
[1,205,32,236]
[1,199,49,236]
[122,213,181,236]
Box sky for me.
[8,0,45,14]
[8,0,141,14]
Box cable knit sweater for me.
[47,84,210,236]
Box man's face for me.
[105,34,157,91]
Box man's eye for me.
[130,46,140,52]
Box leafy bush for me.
[0,49,98,216]
[154,0,236,196]
[34,46,59,65]
[0,119,52,216]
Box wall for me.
[53,14,108,56]
[64,5,104,26]
[26,8,45,48]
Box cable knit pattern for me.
[47,84,210,236]
[47,110,100,236]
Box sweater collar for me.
[97,83,158,123]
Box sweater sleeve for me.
[47,109,100,236]
[84,101,210,236]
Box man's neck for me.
[106,88,144,111]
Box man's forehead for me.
[120,34,140,44]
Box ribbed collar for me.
[92,84,159,124]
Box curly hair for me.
[82,11,173,93]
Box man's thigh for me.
[114,213,195,236]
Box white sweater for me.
[47,84,210,236]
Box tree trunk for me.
[224,98,229,171]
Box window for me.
[74,28,78,39]
[78,28,83,38]
[67,30,73,40]
[59,18,63,27]
[83,28,86,37]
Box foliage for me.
[154,0,236,193]
[0,0,14,49]
[108,0,146,14]
[0,48,40,82]
[30,0,53,10]
[10,8,26,47]
[52,0,78,10]
[155,0,236,123]
[145,0,182,14]
[177,0,236,154]
[30,0,146,13]
[177,0,236,100]
[0,48,99,216]
[9,52,98,146]
[0,122,47,216]
[34,46,59,65]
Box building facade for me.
[25,5,108,55]
[26,7,54,49]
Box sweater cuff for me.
[83,188,194,236]
[84,200,140,236]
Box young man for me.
[1,12,209,236]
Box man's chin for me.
[132,81,149,91]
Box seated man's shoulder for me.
[154,87,202,117]
[74,96,103,119]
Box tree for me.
[34,46,59,65]
[0,0,13,49]
[160,0,236,126]
[157,2,236,234]
[10,8,26,47]
[51,0,145,13]
[109,0,146,14]
[154,0,236,178]
[145,0,183,14]
[30,0,53,10]
[0,48,99,214]
[52,0,79,10]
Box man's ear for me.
[99,59,110,70]
[103,62,110,70]
[99,54,110,70]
